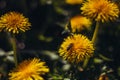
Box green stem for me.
[92,21,100,43]
[82,58,89,68]
[10,35,18,67]
[82,22,100,68]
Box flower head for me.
[9,58,49,80]
[80,0,119,22]
[59,34,94,63]
[0,11,31,34]
[66,15,91,33]
[65,0,83,5]
[98,74,109,80]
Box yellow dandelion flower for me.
[59,34,94,63]
[98,74,109,80]
[9,58,49,80]
[66,15,91,33]
[80,0,119,22]
[65,0,83,5]
[0,11,31,34]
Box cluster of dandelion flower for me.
[59,34,94,63]
[65,0,83,5]
[0,11,31,34]
[9,58,49,80]
[65,15,91,33]
[80,0,119,22]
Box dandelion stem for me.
[82,57,89,68]
[83,21,99,68]
[92,21,99,43]
[10,35,18,67]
